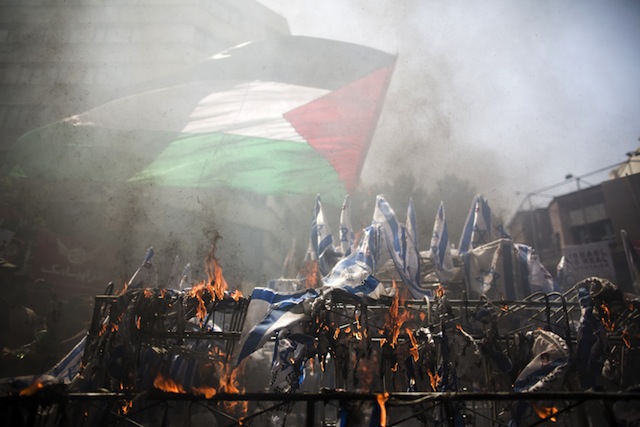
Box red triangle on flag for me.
[284,62,395,192]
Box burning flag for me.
[3,36,395,205]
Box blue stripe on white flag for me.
[458,196,478,254]
[373,196,428,298]
[431,202,454,282]
[458,195,492,254]
[322,225,388,299]
[339,195,355,257]
[47,336,86,383]
[236,289,317,365]
[311,194,338,275]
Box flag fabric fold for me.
[236,225,389,365]
[430,201,454,282]
[311,194,341,275]
[321,225,388,299]
[235,287,318,365]
[373,195,427,298]
[4,36,396,205]
[458,194,492,254]
[515,243,557,294]
[339,195,355,257]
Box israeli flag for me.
[430,202,454,282]
[47,336,86,383]
[405,198,423,292]
[339,195,355,257]
[458,195,492,254]
[321,225,388,299]
[311,194,340,275]
[235,287,317,365]
[515,243,557,294]
[373,195,428,298]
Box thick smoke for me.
[261,0,640,212]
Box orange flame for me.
[406,328,419,362]
[600,303,615,332]
[18,380,44,396]
[187,283,208,326]
[622,329,632,349]
[376,392,389,426]
[230,289,243,301]
[153,374,186,394]
[427,369,441,391]
[300,259,319,289]
[219,366,248,416]
[204,236,229,300]
[121,399,133,414]
[383,283,412,348]
[532,403,558,422]
[192,385,217,399]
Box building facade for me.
[0,0,289,157]
[509,167,640,294]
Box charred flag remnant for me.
[3,36,395,205]
[5,256,640,426]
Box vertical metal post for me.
[306,399,315,427]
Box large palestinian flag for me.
[3,36,395,203]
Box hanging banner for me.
[562,241,616,283]
[27,232,115,297]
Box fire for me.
[187,283,208,326]
[500,304,509,312]
[230,289,243,301]
[143,289,153,298]
[204,233,229,300]
[121,399,133,414]
[219,366,248,416]
[406,328,419,362]
[383,283,412,348]
[622,328,632,349]
[300,258,319,289]
[600,303,616,332]
[532,403,558,422]
[210,257,228,300]
[192,385,217,399]
[18,380,44,396]
[376,392,389,427]
[427,369,441,391]
[153,373,186,394]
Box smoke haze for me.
[2,0,640,292]
[258,0,640,212]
